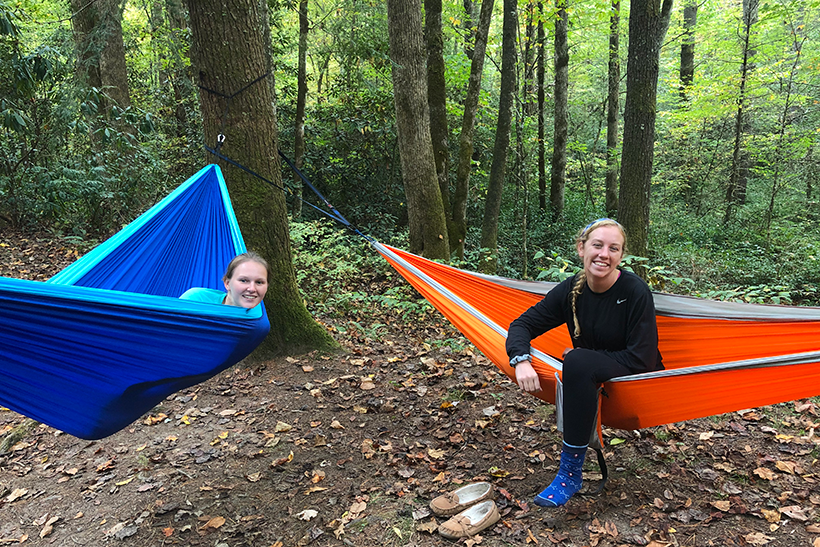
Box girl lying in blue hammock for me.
[180,252,269,310]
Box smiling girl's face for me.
[223,260,268,308]
[577,224,624,293]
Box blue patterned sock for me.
[534,442,586,507]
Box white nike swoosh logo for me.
[617,299,627,304]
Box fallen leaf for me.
[754,467,777,480]
[744,532,774,545]
[416,520,437,533]
[761,509,780,523]
[5,488,27,503]
[296,509,318,521]
[163,527,174,537]
[780,505,810,521]
[275,421,292,432]
[710,501,730,512]
[270,451,294,468]
[203,516,225,530]
[247,472,262,482]
[427,448,447,460]
[330,420,345,429]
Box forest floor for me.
[1,230,820,547]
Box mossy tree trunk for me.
[387,0,450,260]
[479,0,517,274]
[550,0,568,221]
[452,0,494,260]
[605,0,621,218]
[618,0,672,260]
[185,0,337,358]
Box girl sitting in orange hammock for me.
[506,218,663,507]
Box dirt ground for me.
[1,231,820,547]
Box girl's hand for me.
[515,361,541,393]
[562,347,574,359]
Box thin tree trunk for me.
[479,0,517,274]
[764,36,804,234]
[387,0,450,259]
[425,0,450,230]
[605,0,621,218]
[185,0,337,356]
[292,0,308,219]
[679,0,697,99]
[452,0,494,260]
[724,0,758,223]
[618,0,673,260]
[70,0,131,113]
[549,1,568,220]
[537,3,546,211]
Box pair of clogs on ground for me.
[429,482,499,539]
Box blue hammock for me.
[0,165,270,440]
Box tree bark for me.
[185,0,337,357]
[387,0,449,259]
[724,0,758,223]
[292,0,309,219]
[549,1,568,220]
[537,3,546,211]
[425,0,451,234]
[479,0,517,274]
[618,0,672,260]
[452,0,494,260]
[679,0,697,99]
[605,0,621,218]
[69,0,131,114]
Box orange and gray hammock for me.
[372,242,820,431]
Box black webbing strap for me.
[592,447,608,494]
[198,73,370,239]
[198,73,270,153]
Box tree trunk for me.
[70,0,131,114]
[452,0,494,260]
[549,1,568,221]
[679,0,697,99]
[185,0,337,357]
[522,3,537,116]
[463,0,475,58]
[387,0,450,259]
[618,0,672,260]
[292,0,309,219]
[724,0,758,223]
[537,3,546,211]
[479,0,517,274]
[164,0,190,139]
[425,0,451,232]
[605,0,621,218]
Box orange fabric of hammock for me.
[376,244,820,431]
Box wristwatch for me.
[509,354,531,368]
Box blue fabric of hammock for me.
[0,165,270,439]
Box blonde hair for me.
[223,251,269,283]
[570,219,627,338]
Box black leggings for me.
[561,348,631,446]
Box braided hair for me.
[570,218,627,339]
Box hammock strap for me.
[198,73,270,153]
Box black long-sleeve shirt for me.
[506,270,663,373]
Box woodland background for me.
[1,0,819,306]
